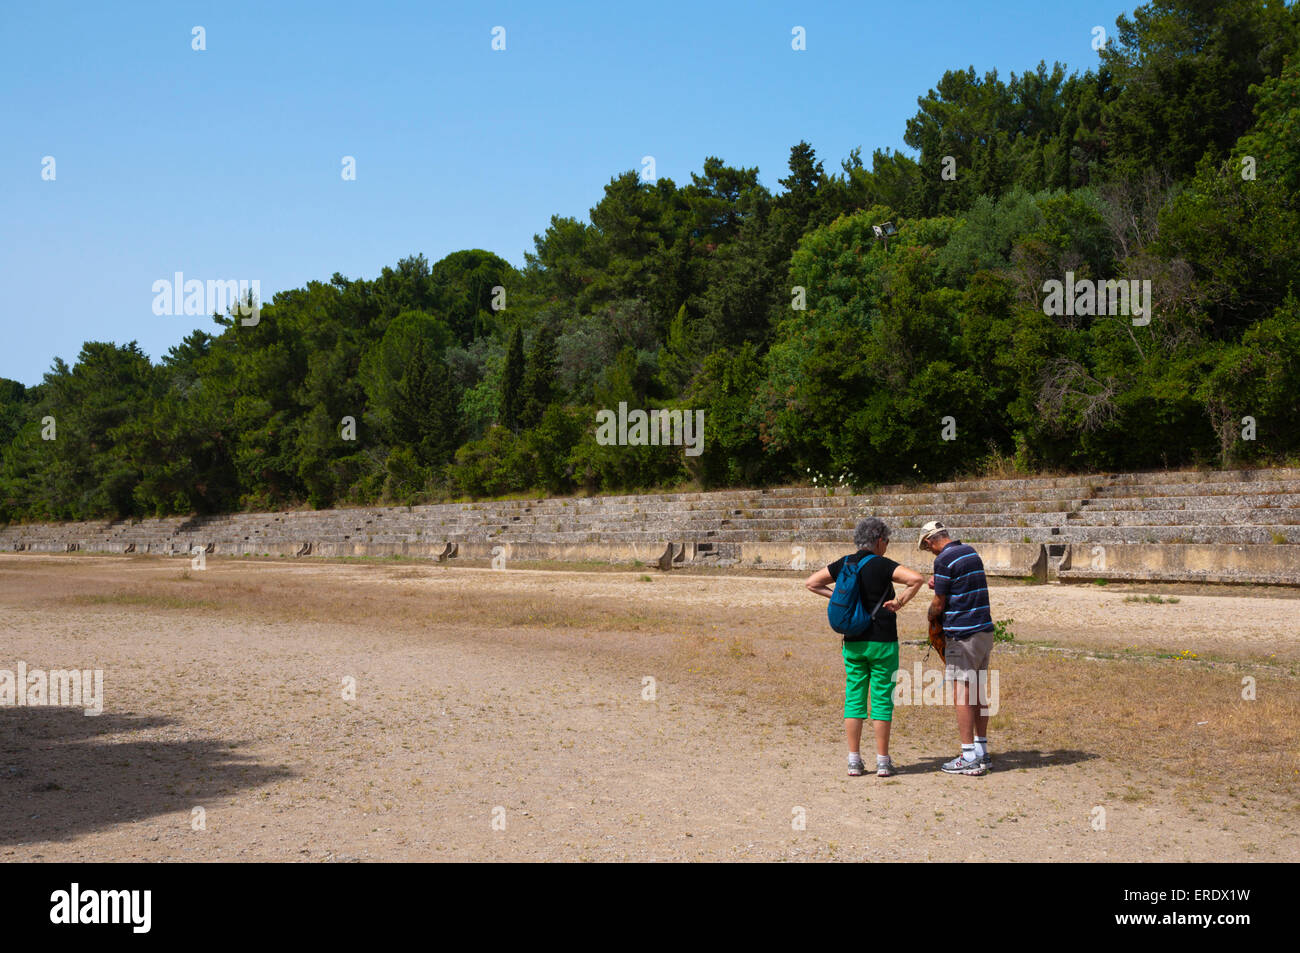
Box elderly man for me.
[919,520,994,777]
[806,517,924,778]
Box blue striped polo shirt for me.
[932,540,994,637]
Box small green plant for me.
[992,619,1016,642]
[1272,532,1288,544]
[1021,535,1031,544]
[639,574,652,582]
[1093,578,1109,586]
[1124,594,1180,604]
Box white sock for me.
[876,754,891,765]
[961,743,977,763]
[848,752,863,764]
[974,737,988,759]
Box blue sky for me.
[1,0,1133,386]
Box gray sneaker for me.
[848,758,867,777]
[941,754,987,776]
[876,758,897,778]
[981,752,993,770]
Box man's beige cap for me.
[917,520,947,549]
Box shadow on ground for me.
[0,707,292,846]
[897,749,1099,775]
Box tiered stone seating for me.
[2,467,1298,583]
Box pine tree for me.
[500,323,525,431]
[392,336,460,467]
[519,323,559,429]
[656,304,698,393]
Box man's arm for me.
[805,566,835,599]
[929,562,950,623]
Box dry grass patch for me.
[979,652,1298,809]
[63,591,218,611]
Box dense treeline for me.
[4,0,1300,521]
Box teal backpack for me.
[827,553,888,638]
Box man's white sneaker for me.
[941,754,987,776]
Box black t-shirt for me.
[826,551,899,642]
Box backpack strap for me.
[841,553,889,641]
[857,553,889,613]
[859,555,888,619]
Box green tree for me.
[1234,54,1300,193]
[25,342,158,519]
[1099,0,1299,180]
[430,249,516,344]
[359,310,455,443]
[500,323,526,430]
[519,323,560,429]
[390,336,461,468]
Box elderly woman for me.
[805,517,924,777]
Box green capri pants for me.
[842,640,900,721]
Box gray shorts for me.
[945,628,993,682]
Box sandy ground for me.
[0,553,1296,862]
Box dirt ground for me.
[0,552,1296,862]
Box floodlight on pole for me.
[873,221,898,251]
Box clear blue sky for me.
[1,0,1134,387]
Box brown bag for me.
[927,616,947,664]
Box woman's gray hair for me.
[853,517,890,550]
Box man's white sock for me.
[974,737,988,759]
[848,752,863,764]
[961,743,977,763]
[876,754,890,766]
